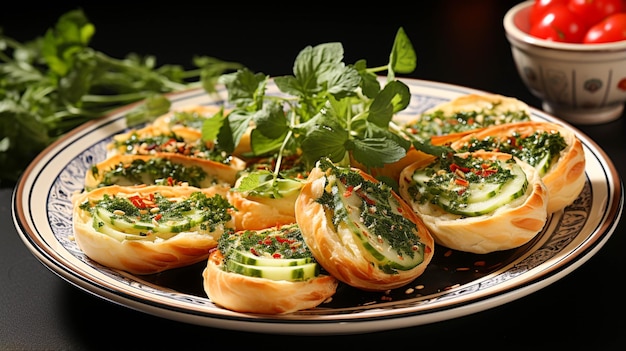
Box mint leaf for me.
[351,137,407,168]
[223,110,254,153]
[300,116,349,165]
[275,42,360,100]
[293,42,344,90]
[250,128,287,156]
[234,170,303,198]
[368,80,411,127]
[234,170,273,193]
[219,68,267,107]
[201,108,226,142]
[255,102,289,139]
[389,27,417,79]
[324,65,361,99]
[273,75,301,97]
[354,60,381,99]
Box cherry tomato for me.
[568,0,623,28]
[530,0,569,25]
[529,4,589,42]
[583,12,626,43]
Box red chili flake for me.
[449,163,469,173]
[153,213,162,221]
[129,195,147,209]
[507,136,517,148]
[275,237,294,244]
[343,185,354,198]
[356,190,376,205]
[272,253,282,259]
[469,163,497,178]
[249,248,258,256]
[454,178,469,187]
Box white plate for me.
[12,78,623,335]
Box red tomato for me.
[530,0,569,25]
[529,4,589,42]
[568,0,623,28]
[583,12,626,43]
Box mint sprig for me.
[208,27,417,197]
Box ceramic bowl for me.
[503,0,626,125]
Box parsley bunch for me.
[0,9,242,185]
[207,28,418,194]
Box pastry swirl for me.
[202,223,338,314]
[72,184,234,274]
[450,121,585,213]
[295,158,435,291]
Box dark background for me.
[1,1,624,349]
[0,1,534,103]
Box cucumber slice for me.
[93,208,181,241]
[411,170,433,186]
[96,221,178,241]
[95,207,157,232]
[166,209,208,232]
[95,207,211,234]
[230,250,313,267]
[98,224,150,241]
[93,218,177,241]
[412,168,503,203]
[437,162,528,216]
[533,152,551,177]
[347,221,425,270]
[336,182,425,271]
[92,216,130,241]
[442,182,503,202]
[225,260,318,281]
[456,180,504,203]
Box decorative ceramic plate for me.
[12,79,623,335]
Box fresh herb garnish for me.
[207,28,418,196]
[0,9,243,184]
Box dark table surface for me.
[1,1,624,349]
